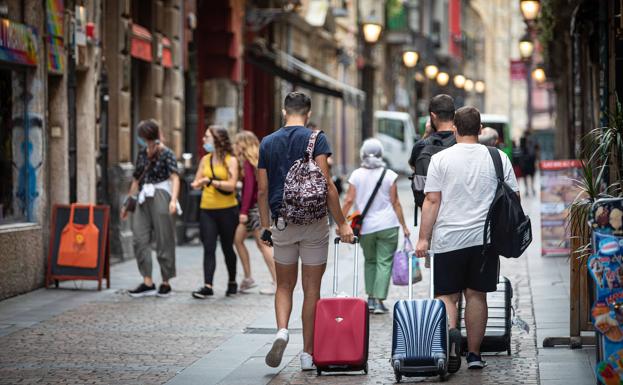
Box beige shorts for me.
[272,217,330,266]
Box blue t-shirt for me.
[258,126,332,218]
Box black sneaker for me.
[367,297,376,312]
[373,300,389,314]
[448,328,462,373]
[192,286,214,299]
[128,283,157,298]
[226,282,238,296]
[466,352,487,369]
[157,283,172,297]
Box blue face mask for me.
[203,143,214,153]
[137,136,147,148]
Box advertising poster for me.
[539,160,583,256]
[588,198,623,385]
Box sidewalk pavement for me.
[0,178,597,384]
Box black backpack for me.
[410,133,456,208]
[483,147,532,261]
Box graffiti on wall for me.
[11,75,43,222]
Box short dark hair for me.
[284,91,311,116]
[429,94,455,122]
[137,119,160,141]
[454,106,481,137]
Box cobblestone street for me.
[0,181,596,384]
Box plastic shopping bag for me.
[392,238,422,286]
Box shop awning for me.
[246,47,365,108]
[131,24,152,62]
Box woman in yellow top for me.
[191,126,239,298]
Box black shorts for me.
[434,245,499,295]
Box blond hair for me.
[234,130,260,174]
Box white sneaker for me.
[265,328,289,367]
[300,352,316,371]
[259,283,276,295]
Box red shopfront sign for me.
[130,24,152,62]
[161,36,172,68]
[510,59,527,80]
[0,18,38,67]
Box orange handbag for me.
[58,204,100,268]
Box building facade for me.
[103,0,187,261]
[0,0,103,299]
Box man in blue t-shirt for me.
[258,91,354,371]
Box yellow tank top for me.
[200,153,239,210]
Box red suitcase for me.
[313,237,369,376]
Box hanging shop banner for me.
[539,160,584,256]
[588,198,623,385]
[45,0,64,74]
[130,23,153,62]
[0,18,38,67]
[47,36,64,74]
[46,0,64,37]
[161,36,172,68]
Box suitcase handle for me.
[333,236,360,297]
[409,249,434,300]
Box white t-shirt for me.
[424,143,520,253]
[348,167,400,235]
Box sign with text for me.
[0,18,38,67]
[540,160,584,256]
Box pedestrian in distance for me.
[121,119,180,298]
[408,94,456,173]
[191,126,240,298]
[257,91,354,371]
[341,138,411,314]
[478,126,499,147]
[415,106,520,370]
[233,130,277,295]
[519,131,538,196]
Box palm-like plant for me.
[568,96,623,261]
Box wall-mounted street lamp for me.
[464,79,474,92]
[453,74,466,88]
[519,33,534,60]
[402,49,419,68]
[436,72,449,86]
[363,21,382,43]
[475,80,486,93]
[424,65,439,79]
[520,0,541,22]
[532,67,546,83]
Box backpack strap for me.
[487,146,504,181]
[360,168,387,222]
[305,130,320,160]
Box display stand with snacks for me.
[588,198,623,384]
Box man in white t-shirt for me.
[415,106,519,370]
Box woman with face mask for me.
[121,120,180,298]
[191,126,240,297]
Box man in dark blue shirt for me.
[258,91,353,371]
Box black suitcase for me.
[391,252,450,383]
[457,276,513,355]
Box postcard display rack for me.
[588,198,623,384]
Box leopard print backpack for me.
[280,130,328,225]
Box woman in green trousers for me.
[342,139,410,314]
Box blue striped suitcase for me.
[391,252,449,382]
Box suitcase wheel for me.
[363,362,368,374]
[507,347,511,356]
[316,368,322,376]
[394,371,402,383]
[439,372,449,382]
